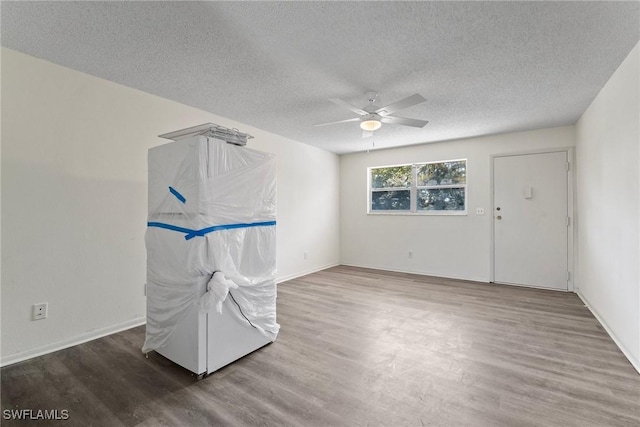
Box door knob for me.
[496,215,502,220]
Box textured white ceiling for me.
[2,1,639,153]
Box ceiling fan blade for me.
[379,115,429,128]
[329,98,368,116]
[313,117,361,127]
[375,94,426,116]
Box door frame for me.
[490,147,575,292]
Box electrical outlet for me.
[476,208,485,215]
[303,251,308,260]
[32,303,48,321]
[408,251,413,259]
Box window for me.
[369,160,467,214]
[370,165,412,211]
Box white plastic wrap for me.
[142,135,278,354]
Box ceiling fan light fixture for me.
[360,119,382,131]
[316,93,428,131]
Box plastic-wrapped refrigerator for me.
[142,126,279,378]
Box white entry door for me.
[493,151,569,290]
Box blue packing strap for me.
[168,186,186,204]
[148,220,276,240]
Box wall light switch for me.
[476,208,485,215]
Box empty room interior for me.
[1,2,639,426]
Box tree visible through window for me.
[370,166,411,211]
[369,160,467,213]
[416,160,466,211]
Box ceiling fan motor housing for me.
[361,113,381,122]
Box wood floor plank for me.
[2,266,638,426]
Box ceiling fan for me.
[314,91,429,132]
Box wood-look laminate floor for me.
[2,266,639,426]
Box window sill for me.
[367,211,468,216]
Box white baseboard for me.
[340,262,489,283]
[0,316,146,368]
[277,263,340,284]
[0,265,340,367]
[576,290,640,374]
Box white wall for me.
[575,42,639,371]
[340,126,575,282]
[0,48,340,365]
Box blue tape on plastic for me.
[168,187,186,204]
[147,222,194,235]
[148,220,276,240]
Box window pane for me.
[371,190,411,211]
[417,188,465,211]
[371,166,412,189]
[417,161,466,186]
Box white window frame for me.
[368,159,467,215]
